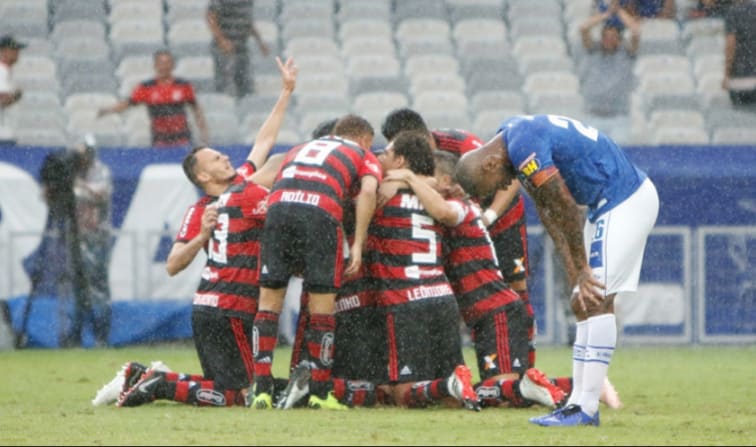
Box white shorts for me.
[583,178,659,295]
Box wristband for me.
[572,285,580,296]
[483,208,498,225]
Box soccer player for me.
[432,128,537,367]
[116,56,297,408]
[383,149,568,410]
[250,114,382,410]
[367,131,480,411]
[455,114,659,426]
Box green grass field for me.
[1,343,754,446]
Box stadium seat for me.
[507,0,562,21]
[63,74,119,96]
[685,35,725,58]
[528,91,586,116]
[412,91,469,115]
[51,20,107,42]
[410,73,466,97]
[109,21,165,62]
[710,127,756,145]
[648,109,706,133]
[347,55,401,81]
[353,92,409,115]
[509,16,565,39]
[166,0,209,26]
[108,2,164,25]
[339,19,394,42]
[197,93,236,115]
[452,19,508,45]
[633,55,692,79]
[681,17,724,42]
[64,93,119,116]
[342,37,397,59]
[448,3,505,24]
[295,94,350,115]
[51,0,107,24]
[168,19,212,58]
[421,110,472,132]
[394,0,449,20]
[285,38,341,61]
[651,126,709,145]
[512,35,568,61]
[295,74,349,97]
[349,76,408,98]
[174,57,215,93]
[466,71,524,96]
[116,56,154,83]
[398,38,455,59]
[282,19,336,41]
[396,19,451,42]
[471,90,526,113]
[337,0,392,22]
[523,71,580,96]
[14,128,69,147]
[280,1,333,22]
[0,1,49,38]
[404,54,460,78]
[236,94,281,117]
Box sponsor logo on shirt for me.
[193,293,219,307]
[518,153,540,177]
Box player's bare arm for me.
[385,168,460,227]
[166,205,218,276]
[345,175,379,276]
[481,180,521,226]
[528,172,605,311]
[246,56,298,168]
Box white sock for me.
[565,320,588,407]
[578,314,617,416]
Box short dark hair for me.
[153,49,173,61]
[381,108,429,141]
[433,150,459,179]
[311,118,338,139]
[182,146,205,187]
[332,114,374,141]
[391,131,435,176]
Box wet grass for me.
[0,344,754,445]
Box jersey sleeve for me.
[175,202,205,243]
[507,130,558,190]
[244,184,269,219]
[446,198,468,227]
[359,151,383,182]
[129,83,148,105]
[236,160,258,181]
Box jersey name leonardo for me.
[497,114,647,222]
[367,190,455,307]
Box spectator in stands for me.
[98,50,209,149]
[627,0,676,18]
[578,3,641,144]
[722,0,756,111]
[69,134,114,347]
[688,0,733,18]
[0,35,25,142]
[207,0,270,99]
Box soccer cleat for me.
[92,364,130,407]
[276,363,311,410]
[121,362,149,396]
[519,368,566,409]
[529,404,600,427]
[446,365,481,412]
[117,370,165,407]
[307,391,348,410]
[251,392,273,409]
[600,377,623,409]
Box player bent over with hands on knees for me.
[455,114,658,426]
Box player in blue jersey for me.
[455,114,659,427]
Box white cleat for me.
[92,367,126,407]
[519,368,566,409]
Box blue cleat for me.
[529,404,600,427]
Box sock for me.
[516,288,536,368]
[332,379,378,407]
[252,310,279,395]
[289,293,310,371]
[475,377,526,407]
[401,379,450,408]
[160,380,245,407]
[578,314,616,416]
[164,372,204,382]
[566,320,588,407]
[306,313,336,399]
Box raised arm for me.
[246,56,297,169]
[480,180,521,226]
[580,10,611,51]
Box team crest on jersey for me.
[517,153,540,177]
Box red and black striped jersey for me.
[432,128,484,156]
[193,180,269,317]
[443,198,521,325]
[479,193,526,238]
[367,189,455,307]
[174,162,257,244]
[130,77,197,148]
[267,137,382,222]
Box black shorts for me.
[259,204,345,294]
[333,305,384,382]
[380,296,464,383]
[191,308,255,390]
[471,300,529,380]
[491,215,529,284]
